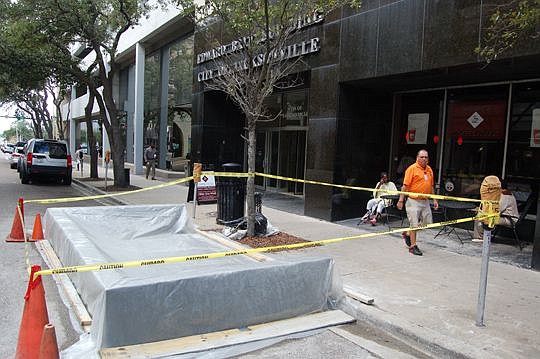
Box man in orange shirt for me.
[396,149,438,256]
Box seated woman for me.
[360,172,397,225]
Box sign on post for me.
[196,174,217,204]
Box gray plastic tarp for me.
[44,204,338,350]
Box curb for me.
[340,297,481,359]
[72,179,129,206]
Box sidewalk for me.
[72,163,540,358]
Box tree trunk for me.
[246,119,256,236]
[84,92,98,178]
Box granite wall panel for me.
[339,9,379,81]
[377,0,424,76]
[423,0,480,69]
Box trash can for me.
[216,163,246,224]
[123,168,130,186]
[254,192,262,214]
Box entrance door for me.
[255,131,279,189]
[255,130,305,194]
[279,130,306,194]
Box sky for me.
[0,104,15,134]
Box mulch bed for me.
[76,177,113,182]
[96,185,141,192]
[238,232,319,252]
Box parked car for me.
[10,146,25,169]
[3,143,15,154]
[19,139,72,185]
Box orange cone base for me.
[39,324,59,359]
[6,236,35,243]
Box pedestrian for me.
[144,144,157,180]
[396,149,438,256]
[75,145,84,173]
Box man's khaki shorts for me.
[405,198,433,228]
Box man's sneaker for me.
[370,217,377,226]
[402,232,411,247]
[409,245,423,256]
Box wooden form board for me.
[343,285,375,305]
[36,240,92,330]
[195,229,270,262]
[100,310,355,358]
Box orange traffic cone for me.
[38,324,59,359]
[15,265,50,359]
[6,205,26,242]
[30,213,44,241]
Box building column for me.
[159,47,170,169]
[133,42,145,175]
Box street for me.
[0,155,97,357]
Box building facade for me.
[192,1,540,247]
[64,1,540,248]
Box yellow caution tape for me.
[23,170,494,206]
[253,172,493,204]
[25,177,193,204]
[34,213,494,279]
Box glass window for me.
[506,82,540,181]
[144,52,161,147]
[283,90,308,126]
[167,36,194,166]
[442,85,508,197]
[168,36,194,107]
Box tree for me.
[176,0,360,235]
[1,115,33,142]
[3,0,166,186]
[478,0,540,62]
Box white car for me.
[3,143,15,154]
[10,147,24,169]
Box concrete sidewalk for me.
[72,163,540,358]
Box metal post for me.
[476,227,492,327]
[192,183,198,219]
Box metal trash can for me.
[216,163,246,224]
[123,168,130,186]
[254,192,262,214]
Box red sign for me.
[447,100,506,140]
[196,175,217,204]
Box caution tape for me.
[253,172,493,204]
[24,176,193,205]
[34,213,494,279]
[23,170,494,206]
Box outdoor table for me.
[434,199,478,244]
[380,194,405,229]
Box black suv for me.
[20,139,72,185]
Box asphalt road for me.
[0,154,99,357]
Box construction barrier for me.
[11,170,498,280]
[33,213,495,280]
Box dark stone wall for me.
[192,1,540,221]
[338,0,540,82]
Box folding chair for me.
[492,192,535,251]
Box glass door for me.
[278,130,306,194]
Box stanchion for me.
[192,163,202,219]
[476,226,491,327]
